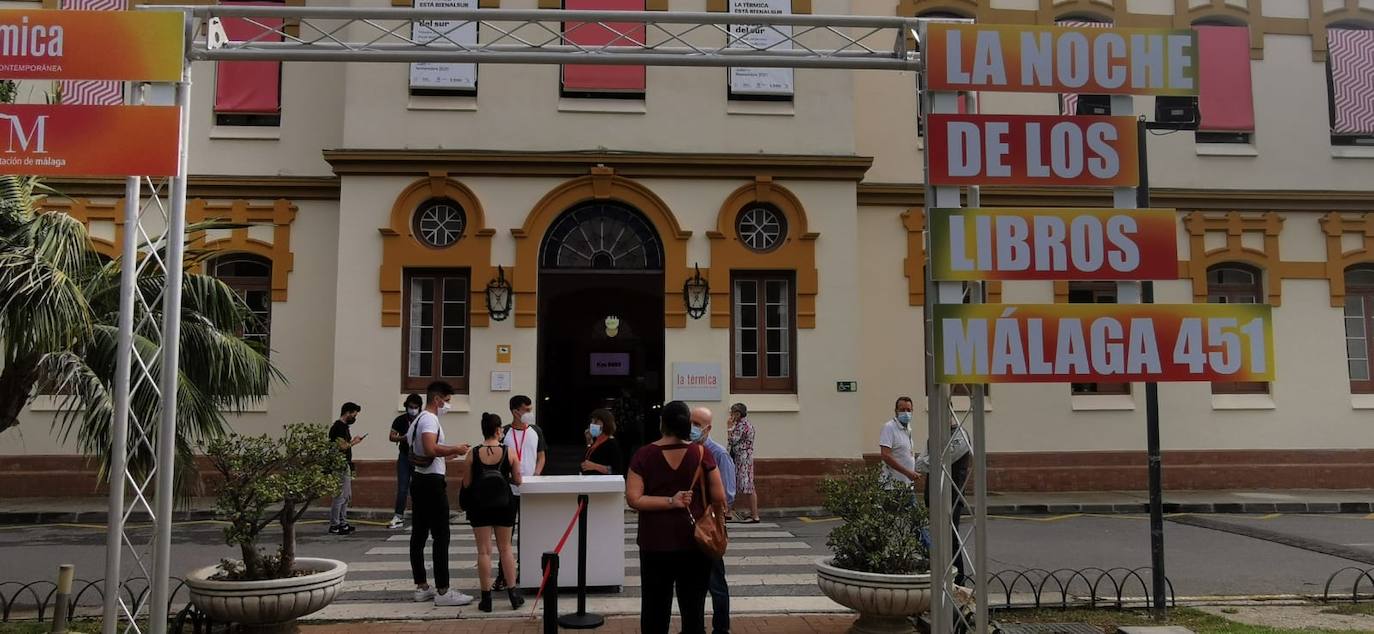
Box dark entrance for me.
[536,200,665,475]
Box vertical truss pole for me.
[148,39,193,634]
[967,147,988,634]
[103,160,141,634]
[920,19,962,630]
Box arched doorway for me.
[537,200,666,474]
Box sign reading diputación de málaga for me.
[923,21,1274,385]
[0,9,183,177]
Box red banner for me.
[927,114,1139,187]
[0,104,179,176]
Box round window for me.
[735,204,788,253]
[412,198,467,248]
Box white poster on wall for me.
[409,0,477,91]
[728,0,793,96]
[672,363,723,402]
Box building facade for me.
[1,0,1373,506]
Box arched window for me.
[540,200,664,271]
[1343,266,1374,393]
[209,254,273,352]
[1206,263,1267,394]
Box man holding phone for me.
[329,402,365,535]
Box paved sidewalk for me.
[301,614,858,633]
[3,489,1372,524]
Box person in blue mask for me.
[878,396,920,488]
[580,408,624,476]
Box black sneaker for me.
[340,524,356,535]
[492,575,507,591]
[328,525,343,535]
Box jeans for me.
[394,456,412,516]
[330,468,352,526]
[639,549,712,634]
[708,556,730,633]
[410,473,450,590]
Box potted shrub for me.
[815,465,932,634]
[184,423,349,631]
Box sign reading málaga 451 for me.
[932,304,1274,384]
[0,10,183,82]
[925,23,1199,96]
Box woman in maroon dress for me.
[626,400,727,634]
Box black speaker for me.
[1156,96,1200,129]
[1074,94,1111,116]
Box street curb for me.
[3,500,1373,525]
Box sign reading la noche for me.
[0,104,180,176]
[0,10,183,81]
[929,208,1178,281]
[925,23,1198,96]
[928,114,1138,187]
[933,304,1274,384]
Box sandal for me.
[744,517,761,524]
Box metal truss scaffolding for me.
[107,6,982,633]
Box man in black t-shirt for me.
[388,393,424,529]
[329,402,364,535]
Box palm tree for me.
[0,173,282,493]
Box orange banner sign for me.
[0,10,183,82]
[933,303,1274,384]
[927,114,1139,187]
[0,104,179,176]
[925,23,1199,96]
[929,208,1179,281]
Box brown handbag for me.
[686,444,729,559]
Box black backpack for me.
[470,446,511,510]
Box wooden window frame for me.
[1206,263,1269,395]
[1344,266,1374,394]
[1068,281,1130,396]
[402,268,471,393]
[730,270,797,394]
[210,254,273,355]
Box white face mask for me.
[439,402,451,415]
[406,406,419,417]
[521,412,535,426]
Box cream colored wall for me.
[329,175,862,460]
[856,204,923,453]
[0,201,341,455]
[336,0,855,155]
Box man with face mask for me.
[388,393,424,530]
[329,402,364,535]
[408,381,473,607]
[878,396,920,488]
[497,394,544,590]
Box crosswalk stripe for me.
[346,554,820,573]
[365,541,812,556]
[384,530,795,542]
[341,572,817,593]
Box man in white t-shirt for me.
[879,396,920,487]
[407,381,472,607]
[495,408,541,589]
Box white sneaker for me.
[388,515,405,530]
[413,587,436,602]
[435,589,474,607]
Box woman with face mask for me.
[388,393,425,530]
[580,409,624,476]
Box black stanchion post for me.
[559,496,605,629]
[542,552,560,634]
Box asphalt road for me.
[2,512,1371,605]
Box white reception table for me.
[517,475,625,590]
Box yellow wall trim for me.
[511,167,693,328]
[707,177,818,329]
[380,175,497,328]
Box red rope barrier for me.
[529,498,588,617]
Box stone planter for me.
[816,557,931,634]
[185,557,346,632]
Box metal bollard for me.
[542,552,559,634]
[557,496,604,629]
[51,564,74,634]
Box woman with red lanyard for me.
[580,409,624,475]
